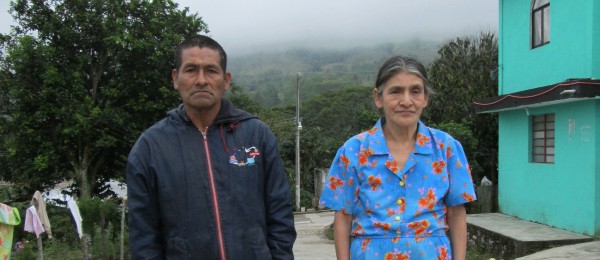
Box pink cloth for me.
[24,206,45,238]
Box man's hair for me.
[174,35,228,72]
[374,56,433,96]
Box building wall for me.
[498,100,598,235]
[596,100,600,237]
[499,0,598,94]
[593,0,600,78]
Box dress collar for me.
[362,118,434,156]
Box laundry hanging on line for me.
[0,203,21,259]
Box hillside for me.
[227,38,442,107]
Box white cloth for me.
[24,206,45,238]
[67,200,83,239]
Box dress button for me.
[395,216,401,221]
[396,199,403,205]
[399,181,405,186]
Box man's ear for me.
[224,72,232,92]
[172,69,179,90]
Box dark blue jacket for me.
[127,99,296,259]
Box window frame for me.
[531,0,550,48]
[531,113,555,164]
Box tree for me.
[426,31,499,185]
[279,86,379,208]
[0,0,207,199]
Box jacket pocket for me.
[166,237,191,259]
[249,227,272,260]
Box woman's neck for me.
[382,120,418,146]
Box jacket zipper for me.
[200,128,227,260]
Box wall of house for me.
[499,0,598,94]
[596,100,600,237]
[593,0,600,78]
[498,100,598,235]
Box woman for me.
[320,56,476,260]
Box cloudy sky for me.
[1,0,498,53]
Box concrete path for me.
[293,211,600,259]
[468,213,592,242]
[469,213,599,259]
[516,241,600,260]
[293,211,336,260]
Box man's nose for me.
[194,70,208,85]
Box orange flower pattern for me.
[320,119,476,259]
[328,176,344,190]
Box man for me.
[127,35,296,259]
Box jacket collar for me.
[169,98,256,127]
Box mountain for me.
[227,38,442,107]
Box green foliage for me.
[229,39,442,108]
[426,31,499,186]
[269,86,379,209]
[0,0,207,199]
[9,200,126,260]
[35,238,85,259]
[79,198,102,239]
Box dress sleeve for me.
[319,145,359,215]
[444,139,477,207]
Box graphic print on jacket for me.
[229,146,261,166]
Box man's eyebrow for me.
[181,63,199,69]
[182,63,219,70]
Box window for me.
[531,0,550,48]
[532,114,554,163]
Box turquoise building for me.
[474,0,600,236]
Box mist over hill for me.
[227,37,443,107]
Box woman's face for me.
[373,71,429,129]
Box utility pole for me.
[295,72,302,212]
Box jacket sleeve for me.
[126,143,164,260]
[262,127,297,260]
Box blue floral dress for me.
[320,119,477,259]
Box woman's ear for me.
[373,88,383,109]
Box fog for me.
[1,0,498,54]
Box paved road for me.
[293,211,600,260]
[293,211,336,260]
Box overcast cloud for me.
[1,0,498,53]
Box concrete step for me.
[467,213,594,258]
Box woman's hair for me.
[374,56,433,96]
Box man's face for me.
[172,46,231,113]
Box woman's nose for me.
[398,92,411,106]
